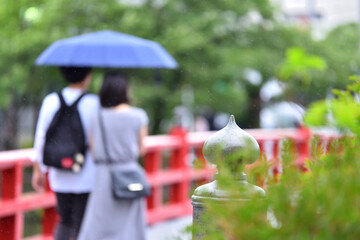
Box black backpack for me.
[43,92,87,172]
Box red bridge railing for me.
[0,127,338,240]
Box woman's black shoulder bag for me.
[98,111,151,199]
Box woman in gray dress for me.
[78,72,148,240]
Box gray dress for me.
[78,107,148,240]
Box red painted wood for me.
[0,193,56,218]
[144,150,162,174]
[2,168,16,199]
[169,128,190,205]
[147,200,193,225]
[272,140,280,181]
[146,185,162,211]
[145,150,163,211]
[0,215,16,240]
[42,207,57,236]
[15,212,24,240]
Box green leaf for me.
[278,46,327,85]
[304,100,328,126]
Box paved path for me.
[146,216,192,240]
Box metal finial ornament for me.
[192,115,266,239]
[202,115,260,168]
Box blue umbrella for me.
[35,30,178,69]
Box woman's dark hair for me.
[59,66,92,83]
[100,72,129,107]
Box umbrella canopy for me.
[35,30,178,69]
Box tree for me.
[0,0,275,148]
[0,0,357,149]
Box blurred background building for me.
[273,0,360,38]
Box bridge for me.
[0,127,336,240]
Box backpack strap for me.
[56,92,66,108]
[71,92,88,107]
[56,91,87,108]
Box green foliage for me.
[278,47,327,86]
[1,0,359,148]
[301,23,360,104]
[195,139,360,239]
[303,100,328,126]
[305,75,360,135]
[0,0,279,135]
[0,1,326,126]
[192,79,360,239]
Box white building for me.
[273,0,360,38]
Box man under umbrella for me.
[32,67,99,240]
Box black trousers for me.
[54,192,89,240]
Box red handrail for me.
[0,128,337,240]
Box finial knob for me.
[202,115,260,172]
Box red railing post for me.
[295,126,311,172]
[2,163,23,200]
[169,127,189,205]
[272,140,280,183]
[42,207,57,237]
[194,147,212,185]
[144,150,162,211]
[0,162,24,240]
[41,177,57,237]
[0,215,16,240]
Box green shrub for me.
[193,77,360,239]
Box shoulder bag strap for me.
[98,110,114,164]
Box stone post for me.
[191,115,265,239]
